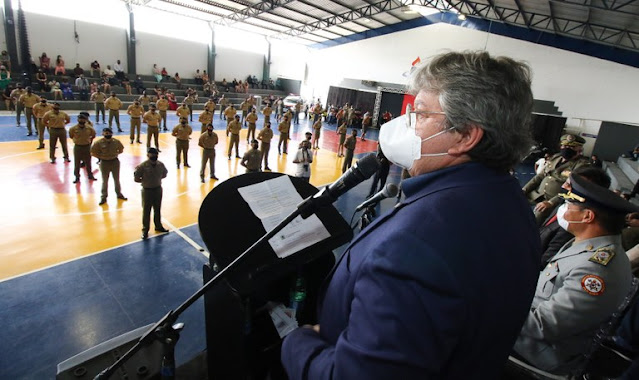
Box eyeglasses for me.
[405,104,446,128]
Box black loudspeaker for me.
[56,324,163,380]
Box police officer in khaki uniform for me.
[10,83,25,127]
[198,108,213,133]
[240,98,250,125]
[342,129,357,173]
[156,95,169,131]
[226,115,242,160]
[523,134,591,224]
[204,97,216,114]
[176,102,190,123]
[127,100,144,144]
[257,122,273,171]
[143,104,162,151]
[104,92,123,132]
[134,147,169,240]
[184,93,195,122]
[18,87,40,136]
[336,122,347,157]
[91,127,127,205]
[219,95,229,120]
[312,118,322,150]
[224,104,237,127]
[90,88,106,124]
[139,91,152,112]
[262,104,272,124]
[514,173,639,374]
[277,115,290,155]
[241,139,262,173]
[33,98,52,150]
[172,117,192,169]
[294,101,302,124]
[68,114,97,183]
[245,108,258,143]
[43,103,71,163]
[199,124,218,182]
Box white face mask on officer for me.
[379,110,454,171]
[556,203,586,231]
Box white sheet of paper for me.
[237,176,331,258]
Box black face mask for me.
[560,148,577,160]
[79,121,86,126]
[149,156,158,162]
[105,135,113,139]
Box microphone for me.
[356,183,399,211]
[298,154,380,218]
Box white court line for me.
[163,219,210,259]
[0,150,41,161]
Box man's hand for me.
[303,324,320,333]
[534,201,552,213]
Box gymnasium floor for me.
[0,110,388,379]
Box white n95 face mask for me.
[379,114,453,170]
[556,203,586,231]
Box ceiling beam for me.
[512,0,531,27]
[196,0,297,27]
[551,0,639,16]
[548,1,559,33]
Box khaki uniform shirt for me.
[43,110,70,129]
[224,106,237,119]
[337,125,347,136]
[204,100,216,112]
[345,135,357,150]
[199,132,219,149]
[295,103,302,112]
[246,113,258,124]
[91,137,124,160]
[20,93,40,108]
[242,149,262,171]
[143,111,162,127]
[172,124,192,141]
[91,92,106,103]
[227,120,242,135]
[313,120,322,132]
[68,125,96,145]
[262,106,272,116]
[104,96,122,110]
[134,160,168,188]
[240,101,250,112]
[127,104,144,117]
[176,106,189,118]
[258,128,273,143]
[184,96,195,106]
[33,103,53,118]
[199,112,213,125]
[139,95,151,106]
[156,98,169,111]
[278,121,290,134]
[10,88,25,102]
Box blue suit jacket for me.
[282,162,541,379]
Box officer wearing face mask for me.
[240,139,261,173]
[281,51,541,379]
[91,127,127,205]
[513,173,638,375]
[523,134,591,224]
[68,114,97,183]
[134,147,169,240]
[172,117,192,169]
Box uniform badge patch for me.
[581,275,605,296]
[588,248,615,266]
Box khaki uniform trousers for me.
[247,123,256,142]
[100,158,122,200]
[25,108,37,133]
[130,117,141,142]
[228,134,240,157]
[261,142,270,168]
[49,128,69,161]
[95,103,105,122]
[73,144,92,178]
[176,139,189,166]
[142,186,163,233]
[201,149,216,178]
[37,119,47,148]
[108,110,120,129]
[147,126,159,149]
[278,133,288,154]
[342,148,355,173]
[16,103,23,125]
[160,110,167,130]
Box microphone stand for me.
[94,192,334,380]
[359,204,377,229]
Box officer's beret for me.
[561,174,639,214]
[147,147,158,154]
[103,127,112,133]
[560,134,586,147]
[78,114,87,120]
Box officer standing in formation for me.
[91,127,127,205]
[143,104,162,151]
[199,124,218,182]
[226,114,242,160]
[277,115,290,155]
[33,98,52,150]
[105,92,123,132]
[219,94,229,120]
[90,88,106,124]
[10,83,25,127]
[68,114,97,183]
[172,117,192,169]
[262,103,272,125]
[245,108,258,143]
[257,122,273,171]
[156,94,169,131]
[127,99,144,144]
[523,133,591,223]
[198,108,213,133]
[43,102,71,164]
[342,129,357,173]
[204,96,216,116]
[19,87,39,136]
[134,147,169,240]
[240,139,261,173]
[312,117,321,149]
[176,102,190,128]
[139,91,151,112]
[224,103,237,127]
[514,173,639,375]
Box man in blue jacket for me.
[281,51,541,379]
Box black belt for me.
[75,144,90,147]
[204,148,215,150]
[131,117,141,119]
[143,186,161,190]
[101,158,119,161]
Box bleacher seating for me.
[604,157,639,206]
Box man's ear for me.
[448,124,483,155]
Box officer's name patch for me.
[588,248,615,266]
[581,275,605,296]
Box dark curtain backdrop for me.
[378,92,405,125]
[594,122,639,161]
[327,86,376,113]
[531,114,567,153]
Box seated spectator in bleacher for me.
[101,76,111,94]
[73,63,84,78]
[232,78,239,91]
[261,78,267,89]
[60,78,74,100]
[1,50,10,71]
[222,78,229,92]
[243,80,249,93]
[152,64,162,83]
[49,79,62,100]
[174,73,182,89]
[513,173,638,375]
[133,76,145,94]
[251,75,258,89]
[121,76,132,95]
[103,65,117,86]
[75,74,89,101]
[590,154,603,168]
[161,67,170,82]
[0,66,10,92]
[90,60,100,77]
[202,70,209,83]
[54,55,66,75]
[90,81,98,95]
[268,78,274,89]
[39,52,50,73]
[113,59,125,80]
[194,69,202,85]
